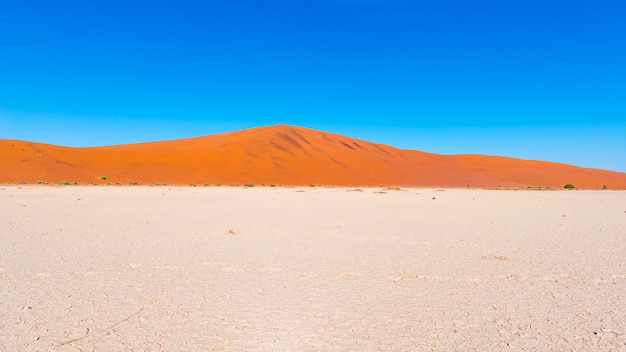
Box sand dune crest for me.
[2,124,625,188]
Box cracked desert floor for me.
[1,186,625,351]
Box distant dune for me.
[2,124,625,188]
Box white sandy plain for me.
[1,185,625,351]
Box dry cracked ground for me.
[1,186,625,351]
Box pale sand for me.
[1,186,625,351]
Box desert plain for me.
[1,185,625,351]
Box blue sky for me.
[1,0,625,172]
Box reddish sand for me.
[2,124,626,188]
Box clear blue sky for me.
[1,0,625,172]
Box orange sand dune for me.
[2,124,626,188]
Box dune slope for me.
[2,124,625,188]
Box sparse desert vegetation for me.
[528,185,551,190]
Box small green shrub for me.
[603,185,608,190]
[244,183,255,187]
[59,181,71,185]
[129,181,139,186]
[564,183,576,189]
[35,180,47,184]
[215,183,221,186]
[203,183,210,187]
[99,176,107,180]
[270,184,277,187]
